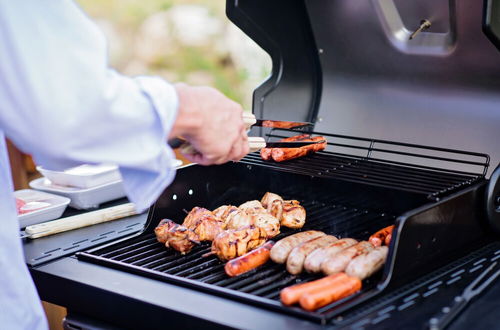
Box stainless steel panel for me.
[306,0,500,175]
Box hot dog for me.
[287,235,338,275]
[260,134,311,160]
[271,136,327,162]
[224,241,275,277]
[280,273,347,306]
[345,246,388,280]
[369,225,394,247]
[270,231,326,264]
[321,241,374,275]
[299,274,362,311]
[385,233,392,246]
[304,238,358,273]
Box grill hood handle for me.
[486,163,500,233]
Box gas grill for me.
[26,0,500,329]
[78,127,493,325]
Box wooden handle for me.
[248,136,266,152]
[243,112,256,129]
[25,203,138,239]
[178,112,257,156]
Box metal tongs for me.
[428,261,500,330]
[168,113,318,153]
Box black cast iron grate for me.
[244,128,490,201]
[78,188,396,323]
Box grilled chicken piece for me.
[183,207,225,241]
[166,222,200,254]
[261,192,283,211]
[269,199,284,221]
[213,205,254,230]
[155,218,178,243]
[211,226,268,261]
[239,200,266,215]
[252,212,280,238]
[281,200,306,229]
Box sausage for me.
[385,233,392,246]
[345,246,389,280]
[271,136,327,162]
[304,238,358,273]
[287,235,338,275]
[280,273,347,306]
[270,231,326,264]
[225,241,275,277]
[321,241,374,275]
[260,134,311,160]
[299,275,362,311]
[369,225,394,247]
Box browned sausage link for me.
[385,233,392,246]
[299,275,362,311]
[304,238,358,273]
[280,273,347,306]
[260,134,311,160]
[271,136,327,162]
[345,246,389,280]
[225,241,275,277]
[321,241,374,275]
[286,235,338,275]
[369,225,394,247]
[270,231,326,264]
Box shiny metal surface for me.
[305,0,500,175]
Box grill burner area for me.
[78,131,489,323]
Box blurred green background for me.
[78,0,271,109]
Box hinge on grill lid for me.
[486,164,500,233]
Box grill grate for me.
[79,191,396,323]
[245,128,489,201]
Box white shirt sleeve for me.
[0,1,179,212]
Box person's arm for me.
[0,1,248,211]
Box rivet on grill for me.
[172,194,178,200]
[188,189,194,195]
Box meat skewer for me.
[183,207,225,241]
[211,226,268,261]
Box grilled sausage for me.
[287,235,338,275]
[271,136,327,162]
[304,238,358,273]
[280,273,347,306]
[385,233,392,246]
[321,241,374,275]
[345,246,389,280]
[270,231,326,264]
[260,134,311,160]
[224,241,275,277]
[369,225,394,247]
[299,274,362,311]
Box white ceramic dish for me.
[36,164,121,189]
[30,178,126,210]
[14,189,70,228]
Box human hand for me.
[169,83,249,165]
